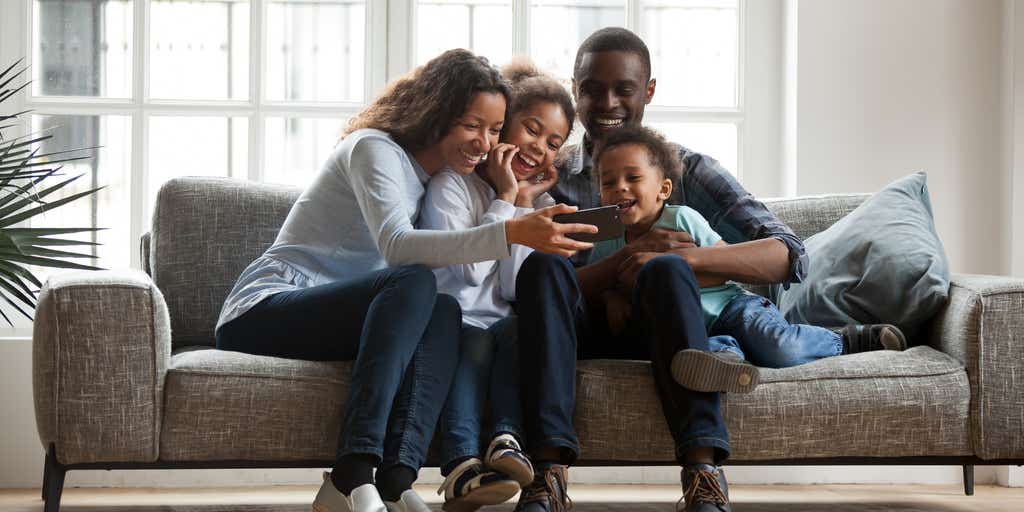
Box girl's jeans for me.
[438,316,522,470]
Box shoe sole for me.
[488,455,534,487]
[442,480,521,512]
[671,349,760,394]
[879,325,908,351]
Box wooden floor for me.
[1,484,1022,511]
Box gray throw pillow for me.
[775,171,950,342]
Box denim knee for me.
[387,264,438,296]
[519,252,575,283]
[459,327,497,368]
[637,254,696,288]
[433,293,463,331]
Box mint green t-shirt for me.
[589,205,745,331]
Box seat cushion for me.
[161,346,970,463]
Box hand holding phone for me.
[552,205,625,243]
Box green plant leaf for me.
[0,260,42,289]
[0,186,105,229]
[0,253,102,271]
[0,265,37,301]
[0,172,84,220]
[0,58,25,89]
[0,246,98,259]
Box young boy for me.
[585,126,907,394]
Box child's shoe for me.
[841,324,907,353]
[384,489,431,512]
[437,457,520,512]
[313,472,386,512]
[485,433,535,487]
[678,464,731,512]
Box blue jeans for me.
[215,265,461,472]
[515,253,730,465]
[439,316,522,468]
[708,293,844,368]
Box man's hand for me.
[625,228,696,255]
[602,289,632,336]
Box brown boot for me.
[513,464,573,512]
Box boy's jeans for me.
[708,293,844,368]
[439,316,523,469]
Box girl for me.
[416,59,574,512]
[215,50,594,512]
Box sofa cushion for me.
[162,346,969,463]
[774,172,951,341]
[151,178,301,350]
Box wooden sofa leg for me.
[962,464,974,496]
[43,445,66,511]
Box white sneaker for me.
[437,457,520,512]
[384,489,432,512]
[313,472,386,512]
[485,434,534,487]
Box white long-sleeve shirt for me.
[418,170,544,329]
[217,129,512,331]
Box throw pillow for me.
[774,171,950,342]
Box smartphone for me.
[552,205,625,243]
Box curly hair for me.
[343,49,511,153]
[500,57,575,139]
[593,125,682,181]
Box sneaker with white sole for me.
[384,489,432,512]
[437,457,520,512]
[313,472,386,512]
[671,349,760,394]
[485,433,534,487]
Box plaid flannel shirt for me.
[551,141,808,286]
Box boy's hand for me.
[626,228,696,255]
[484,143,520,203]
[515,164,558,208]
[602,290,632,336]
[617,251,663,291]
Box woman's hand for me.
[505,203,597,257]
[515,165,559,208]
[483,143,520,204]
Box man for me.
[512,27,808,512]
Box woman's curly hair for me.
[344,49,511,152]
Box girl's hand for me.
[505,203,597,257]
[483,143,520,203]
[516,165,559,208]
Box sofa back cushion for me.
[150,178,301,349]
[146,177,867,349]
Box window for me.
[2,0,747,280]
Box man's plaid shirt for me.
[550,141,808,286]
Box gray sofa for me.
[32,177,1024,511]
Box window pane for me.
[149,0,250,100]
[645,121,737,174]
[30,115,132,272]
[641,0,738,107]
[530,0,624,81]
[266,0,365,103]
[33,0,133,98]
[264,117,349,189]
[148,116,247,224]
[416,1,513,67]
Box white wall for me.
[792,0,1010,275]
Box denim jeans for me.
[438,316,522,468]
[215,264,461,472]
[515,252,730,465]
[708,293,844,368]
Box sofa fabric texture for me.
[34,177,1024,467]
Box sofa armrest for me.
[930,273,1024,460]
[33,269,172,465]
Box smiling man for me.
[512,27,810,512]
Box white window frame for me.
[0,0,779,275]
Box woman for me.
[215,49,595,512]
